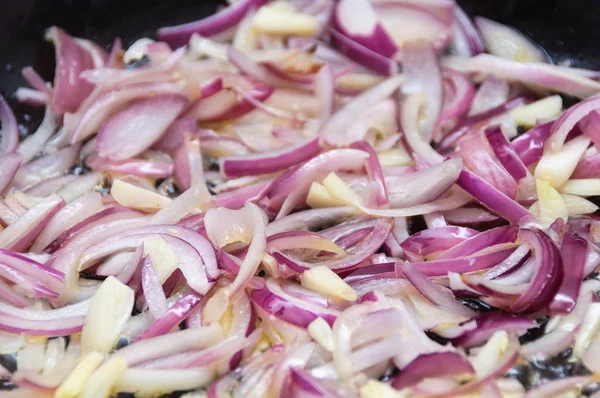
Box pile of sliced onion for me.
[3,1,600,397]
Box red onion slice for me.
[456,167,531,224]
[403,263,476,318]
[0,95,19,154]
[250,278,339,328]
[510,229,563,313]
[157,0,268,47]
[46,27,95,114]
[475,17,548,63]
[96,94,188,161]
[220,137,320,178]
[332,0,397,59]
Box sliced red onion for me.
[511,121,553,167]
[141,256,168,319]
[228,47,308,89]
[18,106,58,164]
[0,95,20,154]
[272,218,391,273]
[521,290,593,360]
[0,154,22,193]
[265,206,356,236]
[45,27,95,114]
[14,145,80,189]
[221,137,320,178]
[459,131,518,198]
[70,81,188,144]
[350,141,387,206]
[510,229,563,313]
[403,263,476,318]
[153,118,198,153]
[329,28,398,76]
[81,225,218,286]
[453,313,536,348]
[157,0,268,47]
[445,54,600,99]
[371,1,453,53]
[438,96,529,151]
[266,149,368,216]
[401,41,443,141]
[475,17,548,63]
[0,298,89,336]
[0,194,65,252]
[440,333,520,396]
[31,192,102,253]
[321,75,403,145]
[21,66,52,95]
[15,88,50,107]
[401,226,478,260]
[400,94,445,165]
[88,156,173,179]
[452,6,484,56]
[392,352,474,390]
[435,69,476,137]
[395,245,517,277]
[250,278,339,328]
[46,206,143,254]
[525,376,593,398]
[96,94,188,161]
[332,0,397,59]
[456,167,531,224]
[174,136,204,191]
[314,63,335,123]
[484,125,529,182]
[137,291,204,340]
[436,225,518,260]
[548,229,586,314]
[546,95,600,152]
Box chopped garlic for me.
[308,317,334,352]
[535,179,568,227]
[81,276,134,355]
[322,172,363,208]
[111,178,172,212]
[142,235,180,283]
[80,356,127,398]
[55,352,104,398]
[301,265,357,302]
[470,331,509,377]
[377,148,414,167]
[360,380,407,398]
[511,95,562,127]
[307,182,348,208]
[252,2,319,37]
[559,179,600,196]
[535,135,591,188]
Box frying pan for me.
[0,0,598,393]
